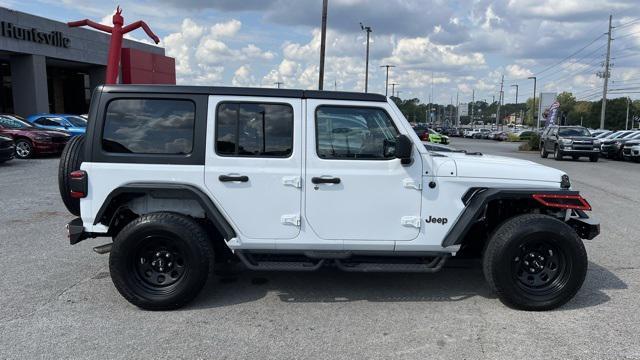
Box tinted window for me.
[316,106,399,160]
[66,116,88,127]
[102,99,195,154]
[215,102,293,157]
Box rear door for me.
[204,96,302,241]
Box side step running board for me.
[236,251,448,273]
[236,251,324,271]
[335,256,448,273]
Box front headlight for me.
[559,138,573,145]
[593,139,601,146]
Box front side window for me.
[216,102,293,157]
[102,99,195,154]
[316,106,399,160]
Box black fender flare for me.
[442,188,583,247]
[94,183,236,241]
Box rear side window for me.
[216,102,293,157]
[102,99,195,154]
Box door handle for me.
[219,175,249,182]
[311,177,341,184]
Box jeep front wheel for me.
[109,212,213,310]
[482,214,587,311]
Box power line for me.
[534,33,606,76]
[617,17,640,29]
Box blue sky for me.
[2,0,640,104]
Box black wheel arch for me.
[444,188,592,251]
[95,183,236,242]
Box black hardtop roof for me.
[99,84,387,102]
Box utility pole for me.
[497,75,504,130]
[471,89,475,128]
[511,84,519,104]
[334,79,337,91]
[390,83,398,97]
[600,14,613,129]
[318,0,328,90]
[274,81,284,89]
[360,22,372,93]
[528,76,537,129]
[396,90,401,98]
[626,97,630,130]
[455,90,459,127]
[380,64,395,96]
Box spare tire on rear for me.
[58,135,85,216]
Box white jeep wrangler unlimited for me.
[60,85,599,311]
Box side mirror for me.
[395,134,412,165]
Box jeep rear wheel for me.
[58,135,84,216]
[109,212,213,310]
[482,214,587,311]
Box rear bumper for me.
[66,217,95,245]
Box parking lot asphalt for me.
[1,140,639,360]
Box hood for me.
[435,152,565,184]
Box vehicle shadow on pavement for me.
[190,260,624,310]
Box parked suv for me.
[60,85,599,311]
[0,114,70,158]
[540,126,599,162]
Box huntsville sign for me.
[1,21,70,48]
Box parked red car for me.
[0,114,71,158]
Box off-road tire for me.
[58,135,85,216]
[482,214,587,311]
[109,212,214,310]
[540,144,548,158]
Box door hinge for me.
[281,214,301,226]
[403,178,422,190]
[400,216,421,228]
[282,176,302,188]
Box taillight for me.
[532,193,591,211]
[69,170,87,198]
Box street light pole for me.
[380,64,395,96]
[390,83,398,97]
[360,23,372,93]
[528,76,537,128]
[318,0,328,90]
[511,84,519,104]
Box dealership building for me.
[0,7,175,117]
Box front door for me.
[305,100,423,241]
[204,96,302,240]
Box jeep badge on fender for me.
[425,216,448,225]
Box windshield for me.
[558,127,591,137]
[0,116,33,129]
[65,116,88,127]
